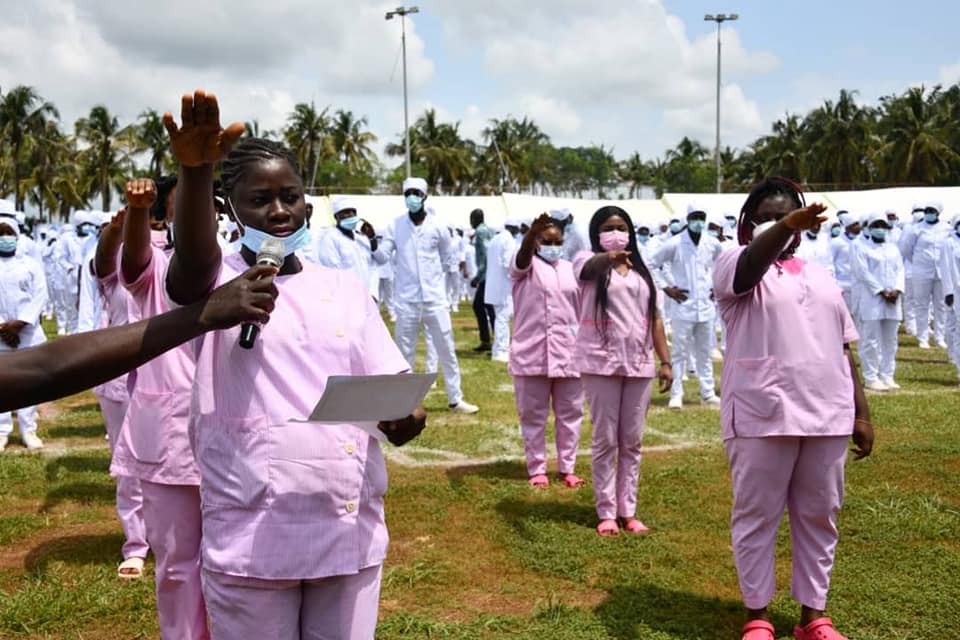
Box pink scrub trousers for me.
[513,375,583,477]
[140,481,208,640]
[100,397,148,561]
[725,435,848,611]
[582,374,653,520]
[202,564,382,640]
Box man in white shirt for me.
[380,177,478,414]
[484,218,521,363]
[0,217,48,450]
[830,212,860,318]
[795,220,834,276]
[314,196,386,300]
[939,213,960,375]
[899,202,948,348]
[650,204,723,408]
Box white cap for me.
[61,223,75,234]
[867,211,889,227]
[686,202,707,217]
[71,210,91,226]
[332,196,359,215]
[859,211,871,226]
[0,217,20,236]
[549,208,571,220]
[504,216,522,228]
[402,177,428,194]
[838,212,857,228]
[0,198,15,216]
[95,211,113,226]
[911,202,926,212]
[925,201,943,214]
[707,212,726,227]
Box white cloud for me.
[939,61,960,85]
[663,85,765,149]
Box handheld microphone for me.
[239,237,285,349]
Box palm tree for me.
[284,102,331,190]
[482,117,549,193]
[0,85,60,209]
[126,109,171,177]
[387,109,473,193]
[803,89,877,188]
[329,110,377,173]
[244,119,276,140]
[758,114,807,180]
[876,86,958,184]
[75,105,132,210]
[619,152,650,197]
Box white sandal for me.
[117,557,145,580]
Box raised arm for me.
[94,210,125,278]
[733,203,827,295]
[163,90,244,305]
[0,264,278,413]
[515,214,552,271]
[121,179,157,285]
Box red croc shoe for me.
[793,617,848,640]
[741,619,774,640]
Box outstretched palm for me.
[163,90,245,167]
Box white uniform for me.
[0,251,48,440]
[796,231,834,276]
[52,225,84,334]
[899,217,948,346]
[444,229,464,312]
[830,234,857,317]
[561,222,590,262]
[484,228,518,361]
[380,211,465,406]
[854,234,905,385]
[313,227,386,301]
[939,227,960,368]
[650,231,723,403]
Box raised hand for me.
[198,264,280,330]
[162,89,245,167]
[105,209,126,235]
[527,213,554,238]
[125,179,157,210]
[378,406,427,446]
[782,202,829,231]
[609,250,633,268]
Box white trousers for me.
[912,277,944,344]
[670,319,716,401]
[859,319,899,382]
[445,271,461,309]
[394,302,463,406]
[945,304,960,368]
[492,299,513,360]
[378,278,395,317]
[903,277,917,334]
[0,405,37,438]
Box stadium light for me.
[704,12,739,193]
[386,6,420,179]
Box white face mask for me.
[752,220,793,254]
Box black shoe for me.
[473,343,492,352]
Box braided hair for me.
[220,138,301,196]
[587,206,658,337]
[737,176,806,253]
[150,175,178,222]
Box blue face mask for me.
[669,221,682,234]
[725,217,737,230]
[687,219,705,234]
[870,228,887,242]
[845,231,857,240]
[637,233,650,245]
[706,229,720,239]
[405,194,423,212]
[337,215,360,231]
[831,226,841,237]
[538,245,564,263]
[924,212,939,224]
[0,236,16,253]
[240,223,309,257]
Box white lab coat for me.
[899,220,947,281]
[649,231,722,323]
[853,238,905,322]
[484,230,517,307]
[561,222,590,262]
[830,234,857,291]
[796,232,834,276]
[313,226,386,300]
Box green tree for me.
[75,105,132,211]
[0,85,60,209]
[126,109,172,177]
[284,102,331,191]
[877,86,958,184]
[803,89,877,187]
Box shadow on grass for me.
[43,423,108,439]
[496,497,596,532]
[445,459,531,488]
[46,453,110,480]
[24,533,123,574]
[594,583,795,640]
[40,482,115,512]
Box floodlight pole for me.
[705,12,738,193]
[386,6,420,179]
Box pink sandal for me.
[560,473,585,488]
[621,517,651,534]
[528,474,549,488]
[596,519,619,537]
[793,617,848,640]
[741,619,774,640]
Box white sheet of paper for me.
[294,374,436,442]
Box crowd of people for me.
[1,88,952,640]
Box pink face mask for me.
[599,230,629,251]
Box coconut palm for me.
[0,85,60,209]
[876,86,958,184]
[387,109,473,193]
[329,110,377,173]
[75,105,132,210]
[284,102,331,190]
[803,89,878,187]
[126,109,172,177]
[244,119,277,140]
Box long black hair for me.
[737,177,805,254]
[587,206,658,335]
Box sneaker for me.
[668,396,683,409]
[473,343,492,353]
[491,353,509,363]
[449,400,479,414]
[0,436,7,451]
[937,339,948,349]
[701,395,721,406]
[388,314,397,322]
[918,341,931,349]
[711,348,724,361]
[882,378,901,390]
[22,432,44,450]
[864,380,888,392]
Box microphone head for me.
[256,237,286,268]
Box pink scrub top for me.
[185,253,410,580]
[572,251,656,378]
[92,269,131,403]
[110,246,199,485]
[713,247,859,441]
[508,254,580,378]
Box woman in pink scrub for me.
[110,177,209,639]
[574,206,672,537]
[162,90,426,640]
[713,177,873,640]
[509,213,584,489]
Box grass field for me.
[1,312,958,639]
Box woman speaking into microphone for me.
[163,90,425,640]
